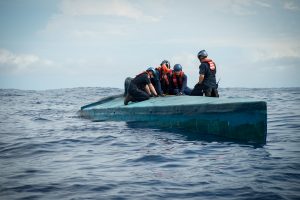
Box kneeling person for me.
[124,68,158,105]
[191,50,219,97]
[170,64,192,95]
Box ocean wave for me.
[0,87,299,200]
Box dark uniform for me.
[127,72,151,102]
[191,59,219,97]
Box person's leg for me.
[204,88,212,97]
[173,89,180,95]
[211,88,219,97]
[124,83,135,105]
[124,77,133,97]
[190,84,203,96]
[184,87,192,95]
[130,87,150,102]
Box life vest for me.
[156,67,170,85]
[201,58,216,71]
[172,71,184,88]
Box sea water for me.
[0,87,299,200]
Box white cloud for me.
[60,0,160,21]
[248,38,300,61]
[230,0,257,16]
[167,35,300,62]
[255,0,271,8]
[283,0,300,11]
[212,0,272,16]
[40,0,161,41]
[0,48,55,74]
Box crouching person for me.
[124,68,158,105]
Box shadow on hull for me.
[126,121,265,148]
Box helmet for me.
[147,67,155,74]
[197,50,208,59]
[173,64,182,72]
[161,60,170,69]
[146,67,157,77]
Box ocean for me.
[0,87,299,200]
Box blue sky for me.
[0,0,299,90]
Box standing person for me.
[170,64,192,95]
[191,50,219,97]
[155,60,172,95]
[124,68,158,105]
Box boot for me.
[124,94,133,105]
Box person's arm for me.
[148,83,158,96]
[155,79,163,95]
[198,74,205,84]
[144,84,151,95]
[144,74,154,95]
[155,70,164,96]
[181,75,187,93]
[198,63,206,84]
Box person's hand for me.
[150,94,158,97]
[195,82,202,87]
[160,94,166,97]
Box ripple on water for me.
[0,88,299,200]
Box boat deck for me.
[82,95,265,110]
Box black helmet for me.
[161,60,170,69]
[197,50,208,59]
[173,64,182,72]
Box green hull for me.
[80,95,267,144]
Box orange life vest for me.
[172,71,184,88]
[156,67,170,85]
[201,58,216,71]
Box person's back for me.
[131,72,150,90]
[200,58,217,89]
